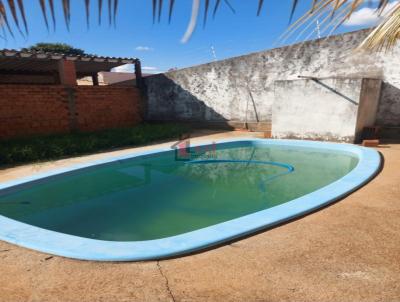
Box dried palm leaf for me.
[0,0,13,37]
[257,0,264,16]
[7,0,23,35]
[62,0,70,30]
[284,0,400,51]
[168,0,174,23]
[204,0,210,26]
[213,0,221,18]
[48,0,56,30]
[85,0,90,27]
[289,0,299,22]
[16,0,27,33]
[113,0,118,26]
[279,0,333,42]
[152,0,156,23]
[359,3,400,51]
[158,0,162,23]
[223,0,235,14]
[39,0,49,30]
[0,0,397,51]
[108,0,111,26]
[98,0,102,25]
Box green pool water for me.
[0,142,358,241]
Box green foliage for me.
[0,124,188,166]
[22,43,86,56]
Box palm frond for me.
[359,3,400,51]
[158,0,162,23]
[168,0,175,23]
[223,0,235,14]
[152,0,165,24]
[0,0,14,37]
[0,0,397,51]
[62,0,70,30]
[7,0,23,35]
[280,0,332,42]
[283,0,400,51]
[48,0,56,30]
[152,0,156,23]
[113,0,117,26]
[311,0,318,13]
[377,0,389,11]
[107,0,111,26]
[289,0,299,23]
[85,0,90,27]
[16,0,27,33]
[39,0,49,30]
[98,0,102,25]
[204,0,210,26]
[212,0,221,18]
[257,0,264,16]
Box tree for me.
[22,43,86,56]
[0,0,399,51]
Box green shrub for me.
[0,123,188,166]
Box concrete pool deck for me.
[0,131,399,302]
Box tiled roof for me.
[0,49,139,76]
[0,49,138,64]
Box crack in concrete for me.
[157,261,176,302]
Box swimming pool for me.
[0,139,380,261]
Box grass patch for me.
[0,123,188,166]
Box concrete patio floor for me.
[0,131,399,302]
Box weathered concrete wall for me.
[272,78,382,142]
[145,29,400,132]
[272,79,362,142]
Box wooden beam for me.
[91,73,99,86]
[134,60,143,89]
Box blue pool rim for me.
[0,139,381,261]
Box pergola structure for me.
[0,49,142,86]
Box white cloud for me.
[135,46,154,51]
[142,66,157,70]
[111,65,162,74]
[344,1,399,26]
[112,64,135,73]
[142,66,163,74]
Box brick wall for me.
[0,74,57,84]
[0,85,142,140]
[75,86,142,132]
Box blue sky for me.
[0,0,391,73]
